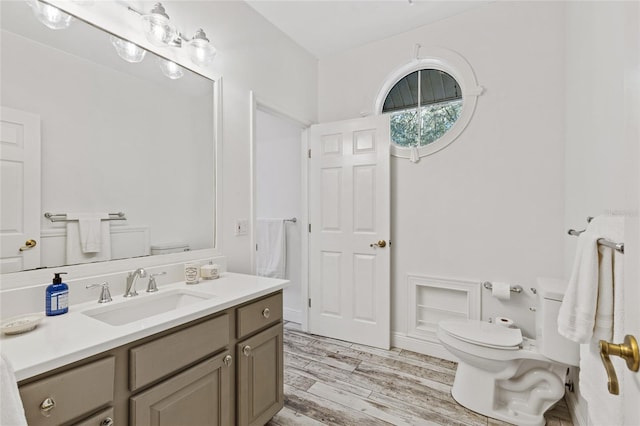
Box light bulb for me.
[187,29,216,66]
[29,0,73,30]
[157,58,184,80]
[110,36,146,63]
[141,3,177,47]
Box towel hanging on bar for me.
[568,216,624,254]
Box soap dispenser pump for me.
[46,272,69,316]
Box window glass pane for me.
[390,110,418,147]
[384,69,463,148]
[420,99,463,145]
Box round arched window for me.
[383,69,462,147]
[375,49,483,159]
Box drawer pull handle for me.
[262,308,271,319]
[243,345,252,357]
[40,397,55,416]
[223,355,233,366]
[101,417,114,426]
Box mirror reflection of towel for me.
[256,219,286,279]
[66,212,112,265]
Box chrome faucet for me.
[124,268,147,297]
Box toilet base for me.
[451,361,566,426]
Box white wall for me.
[564,1,628,272]
[255,110,303,322]
[318,1,567,339]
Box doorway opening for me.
[250,93,310,329]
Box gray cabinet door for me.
[237,323,284,426]
[130,351,232,426]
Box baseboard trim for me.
[391,332,458,362]
[284,307,302,324]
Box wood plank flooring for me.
[268,322,573,426]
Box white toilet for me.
[437,278,578,426]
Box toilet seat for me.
[439,319,523,350]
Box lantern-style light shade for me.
[29,0,74,30]
[110,36,147,63]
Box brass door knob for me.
[19,239,37,251]
[599,334,639,395]
[369,240,386,248]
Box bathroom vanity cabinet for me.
[17,291,284,426]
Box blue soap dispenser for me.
[46,272,69,316]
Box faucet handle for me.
[147,272,167,293]
[86,282,112,303]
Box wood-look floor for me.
[268,322,573,426]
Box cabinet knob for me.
[242,345,252,357]
[223,355,233,366]
[262,308,271,319]
[40,397,55,416]
[101,417,114,426]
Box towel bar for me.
[567,216,624,254]
[482,282,523,293]
[284,217,297,223]
[44,212,127,222]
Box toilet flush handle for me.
[599,335,639,395]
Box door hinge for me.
[308,298,311,308]
[308,223,311,233]
[308,148,311,158]
[256,244,258,251]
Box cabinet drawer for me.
[72,406,114,426]
[130,314,229,391]
[19,357,115,426]
[237,292,282,339]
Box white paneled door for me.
[0,107,41,273]
[308,115,390,349]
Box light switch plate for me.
[235,219,249,236]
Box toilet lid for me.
[439,319,523,348]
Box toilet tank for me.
[535,278,579,366]
[150,242,190,255]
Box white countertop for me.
[1,272,288,382]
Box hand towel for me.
[0,353,27,426]
[66,212,109,253]
[557,215,624,343]
[256,218,287,279]
[66,213,112,265]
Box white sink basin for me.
[82,289,215,326]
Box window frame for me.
[374,48,483,159]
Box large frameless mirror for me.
[0,1,215,273]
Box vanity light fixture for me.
[140,2,177,47]
[28,0,74,30]
[110,36,147,63]
[187,29,217,66]
[130,3,217,67]
[157,57,184,80]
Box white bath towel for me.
[557,215,624,343]
[558,215,624,426]
[0,353,27,426]
[66,213,112,265]
[256,219,287,279]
